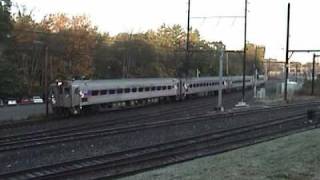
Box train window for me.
[167,86,172,90]
[138,87,143,92]
[100,90,107,95]
[81,97,88,102]
[145,87,150,91]
[117,89,123,94]
[157,86,161,90]
[125,88,130,93]
[206,83,209,86]
[64,87,71,95]
[109,89,115,94]
[58,87,63,94]
[162,86,167,90]
[92,90,99,96]
[132,88,137,92]
[151,87,156,91]
[75,88,80,94]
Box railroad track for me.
[0,94,219,134]
[1,109,318,180]
[0,102,318,153]
[0,91,248,142]
[0,89,253,137]
[0,97,217,140]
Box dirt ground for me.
[120,128,320,180]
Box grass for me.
[120,128,320,180]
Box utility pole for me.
[254,46,258,72]
[33,40,49,116]
[45,45,49,117]
[254,46,258,98]
[217,44,225,111]
[236,0,248,107]
[312,54,320,95]
[268,58,271,79]
[241,0,248,102]
[284,3,290,102]
[185,0,191,77]
[295,62,298,82]
[226,52,229,76]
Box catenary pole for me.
[284,3,290,101]
[185,0,191,77]
[217,44,224,111]
[241,0,248,102]
[312,54,315,95]
[45,45,49,117]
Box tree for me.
[40,14,98,78]
[1,4,268,98]
[246,43,265,74]
[0,59,24,98]
[0,0,12,43]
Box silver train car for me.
[50,76,264,115]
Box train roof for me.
[186,76,253,81]
[69,78,180,88]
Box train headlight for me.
[50,94,56,104]
[79,91,84,98]
[51,97,56,104]
[57,81,63,86]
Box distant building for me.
[264,58,284,79]
[289,62,302,75]
[302,62,320,80]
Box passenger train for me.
[50,75,265,115]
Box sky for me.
[13,0,320,63]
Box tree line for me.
[0,0,265,98]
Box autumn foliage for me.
[0,3,265,98]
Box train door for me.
[178,79,187,100]
[62,85,72,108]
[72,86,81,107]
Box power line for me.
[191,15,244,19]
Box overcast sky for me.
[13,0,320,63]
